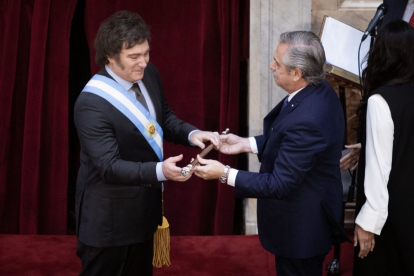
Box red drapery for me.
[0,0,248,235]
[0,0,77,234]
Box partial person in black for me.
[353,20,414,276]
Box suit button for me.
[271,127,274,131]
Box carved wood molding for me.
[339,0,381,9]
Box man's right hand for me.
[340,143,361,171]
[162,154,191,182]
[220,134,252,155]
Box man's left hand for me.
[190,131,221,150]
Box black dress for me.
[353,82,414,276]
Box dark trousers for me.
[275,254,326,276]
[76,236,154,276]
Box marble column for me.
[246,0,312,234]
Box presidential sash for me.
[82,74,163,161]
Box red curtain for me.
[0,0,248,235]
[0,0,77,234]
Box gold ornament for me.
[147,123,156,136]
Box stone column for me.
[246,0,312,234]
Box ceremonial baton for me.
[180,128,230,177]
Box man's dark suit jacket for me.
[74,62,197,248]
[235,80,346,259]
[380,0,408,29]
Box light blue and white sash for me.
[82,74,163,161]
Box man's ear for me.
[107,56,115,65]
[292,68,302,81]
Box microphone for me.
[361,3,388,42]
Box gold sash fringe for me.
[153,216,171,268]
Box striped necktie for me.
[409,11,414,27]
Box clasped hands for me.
[162,130,221,182]
[162,132,251,182]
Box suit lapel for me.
[271,95,299,127]
[142,70,162,124]
[260,97,287,153]
[260,84,317,151]
[271,84,316,128]
[263,99,284,135]
[394,0,408,20]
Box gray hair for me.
[279,31,326,85]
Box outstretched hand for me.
[190,131,221,150]
[220,134,251,155]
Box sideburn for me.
[115,55,125,70]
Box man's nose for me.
[138,57,148,68]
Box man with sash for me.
[74,10,220,276]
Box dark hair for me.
[279,31,326,85]
[362,20,414,98]
[357,20,414,137]
[94,10,151,66]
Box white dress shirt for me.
[402,0,414,23]
[355,94,394,235]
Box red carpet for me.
[0,234,354,276]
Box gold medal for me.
[147,122,156,136]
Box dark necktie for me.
[282,96,289,110]
[277,96,290,119]
[131,82,149,111]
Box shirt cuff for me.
[188,130,200,146]
[227,168,238,187]
[249,137,258,154]
[355,202,388,235]
[156,162,168,181]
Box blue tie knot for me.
[282,96,289,109]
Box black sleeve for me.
[146,63,198,146]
